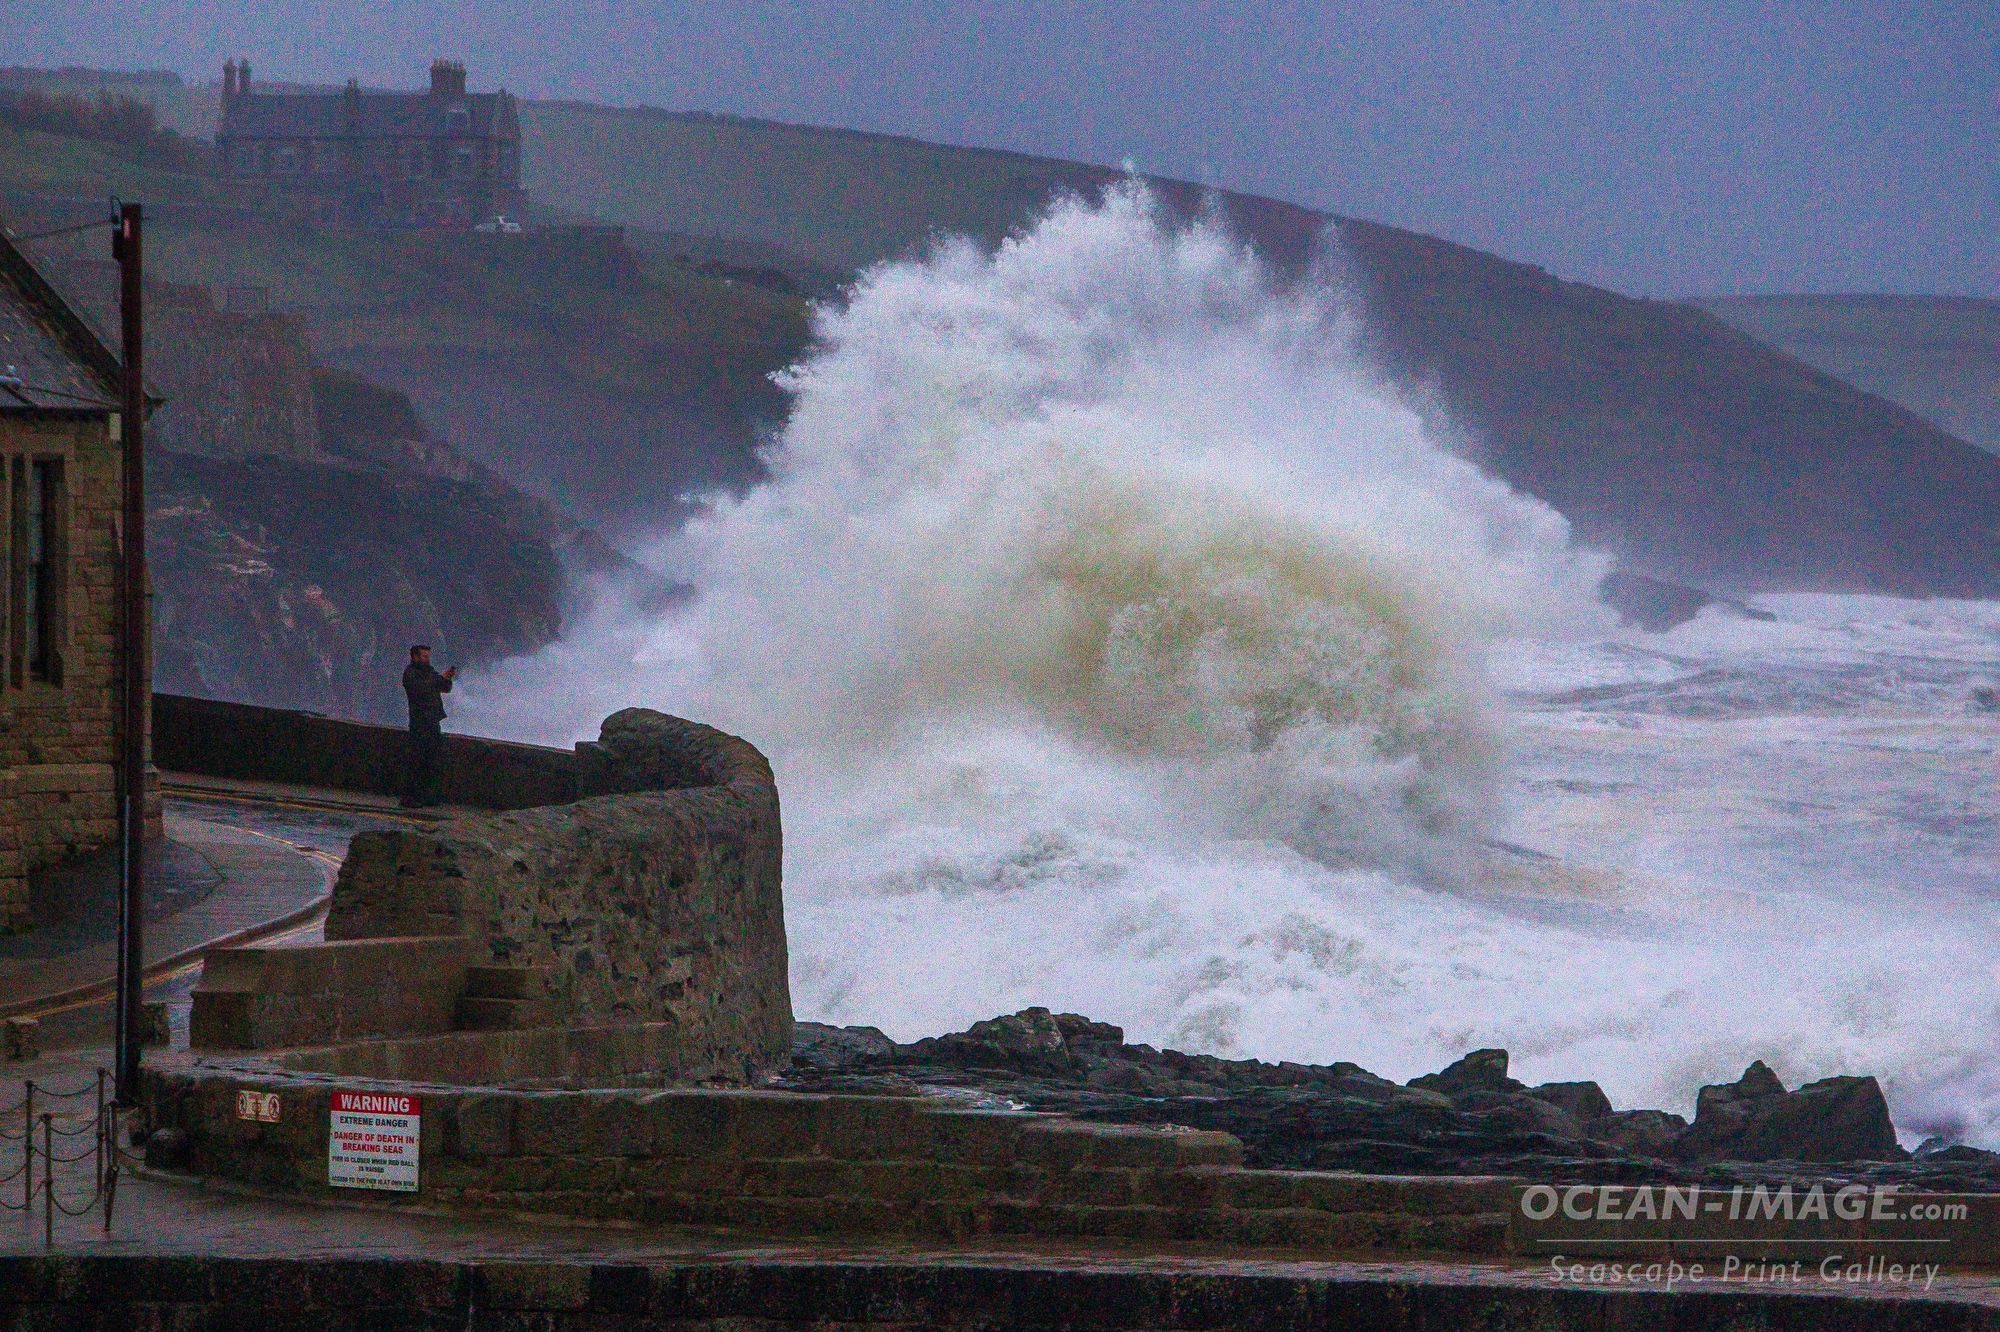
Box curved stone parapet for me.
[190,708,792,1086]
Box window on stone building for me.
[451,145,475,179]
[406,143,429,179]
[8,457,62,687]
[0,460,8,684]
[23,459,60,685]
[270,143,301,174]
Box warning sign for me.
[236,1090,281,1123]
[328,1091,422,1192]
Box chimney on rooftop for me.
[222,59,237,99]
[239,59,252,96]
[429,59,467,98]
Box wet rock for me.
[146,1126,191,1170]
[1529,1080,1613,1124]
[1915,1142,2000,1168]
[1050,1012,1126,1047]
[1703,1059,1788,1109]
[1677,1064,1906,1163]
[1596,1109,1689,1158]
[791,1022,898,1072]
[902,1006,1081,1076]
[1408,1048,1524,1100]
[1458,1090,1589,1141]
[779,1010,1953,1187]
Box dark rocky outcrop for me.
[1595,570,1778,632]
[30,261,653,723]
[785,1010,1993,1191]
[1409,1048,1521,1099]
[1676,1062,1907,1164]
[150,447,569,723]
[1528,1080,1614,1124]
[1595,1109,1689,1159]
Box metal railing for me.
[0,1071,140,1245]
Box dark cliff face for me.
[1328,219,2000,597]
[149,448,566,725]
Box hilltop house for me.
[0,227,152,932]
[215,59,524,229]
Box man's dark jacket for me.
[402,661,452,727]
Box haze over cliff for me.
[1698,295,2000,459]
[517,101,2000,598]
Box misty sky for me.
[11,1,1994,298]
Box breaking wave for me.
[462,186,1999,1143]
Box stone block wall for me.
[138,1059,1513,1255]
[271,1021,704,1087]
[188,936,468,1050]
[0,771,19,931]
[324,708,792,1084]
[0,412,146,931]
[17,1254,1976,1331]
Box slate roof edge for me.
[0,213,165,416]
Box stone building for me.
[216,59,524,230]
[0,228,150,931]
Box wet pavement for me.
[0,780,442,1044]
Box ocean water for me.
[461,188,2000,1146]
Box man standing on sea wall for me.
[401,644,455,808]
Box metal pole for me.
[40,1116,51,1247]
[113,203,146,1107]
[101,1107,118,1234]
[20,1082,30,1215]
[94,1069,106,1192]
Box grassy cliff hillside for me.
[520,102,2000,598]
[1697,295,1999,457]
[522,103,1105,273]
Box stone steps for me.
[454,994,551,1031]
[188,935,466,1050]
[462,963,549,999]
[454,964,551,1031]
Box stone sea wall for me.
[180,705,793,1085]
[15,1253,1997,1332]
[138,1056,1511,1254]
[154,692,580,810]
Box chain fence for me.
[0,1071,144,1245]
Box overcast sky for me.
[11,1,1994,298]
